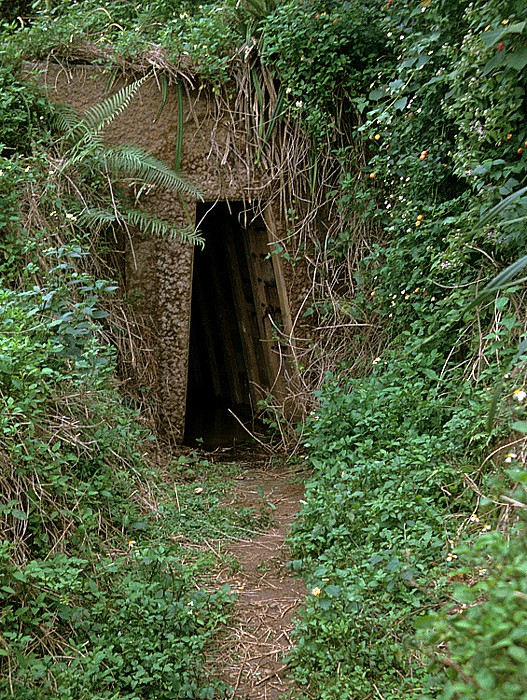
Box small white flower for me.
[65,213,77,221]
[504,452,517,463]
[295,100,303,108]
[513,389,526,403]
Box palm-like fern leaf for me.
[51,102,84,140]
[77,207,118,228]
[51,77,147,146]
[104,145,201,197]
[123,206,204,246]
[78,206,204,247]
[48,72,203,247]
[80,74,150,136]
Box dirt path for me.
[215,455,307,699]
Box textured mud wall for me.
[43,63,305,439]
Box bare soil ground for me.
[213,451,307,699]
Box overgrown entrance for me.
[184,201,285,447]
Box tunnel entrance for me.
[184,201,284,448]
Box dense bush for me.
[0,545,232,699]
[287,353,487,697]
[0,232,236,696]
[284,0,527,697]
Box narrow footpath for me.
[214,454,307,699]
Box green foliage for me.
[0,230,255,696]
[418,522,527,699]
[287,352,492,697]
[260,1,385,141]
[0,250,146,552]
[5,0,239,83]
[1,0,527,697]
[0,63,51,155]
[270,0,527,697]
[0,546,232,699]
[0,267,242,697]
[0,44,227,700]
[341,0,527,338]
[50,76,203,245]
[413,399,527,699]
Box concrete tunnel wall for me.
[43,63,306,441]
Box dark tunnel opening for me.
[183,201,269,448]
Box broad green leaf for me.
[368,88,386,101]
[393,97,408,111]
[505,47,527,71]
[482,51,506,76]
[11,509,28,521]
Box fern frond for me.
[104,145,202,197]
[78,205,204,247]
[66,132,107,169]
[50,103,85,140]
[123,206,204,246]
[77,207,119,228]
[80,74,150,136]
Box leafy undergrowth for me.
[0,380,266,700]
[280,0,527,697]
[0,48,287,698]
[288,351,527,699]
[0,262,268,700]
[287,355,481,698]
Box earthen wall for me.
[43,64,304,439]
